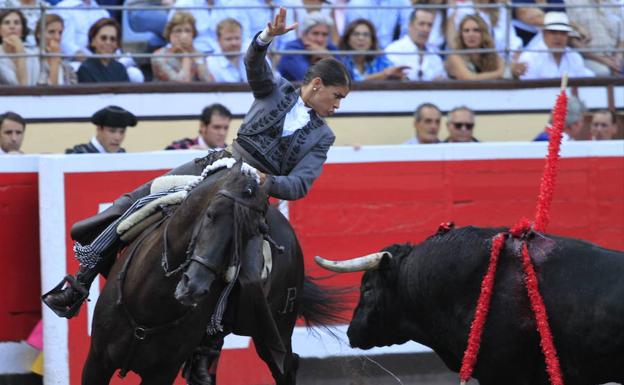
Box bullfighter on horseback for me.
[42,8,351,385]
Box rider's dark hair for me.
[302,57,351,89]
[200,103,232,125]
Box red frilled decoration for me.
[459,81,568,385]
[535,89,568,232]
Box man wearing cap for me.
[66,106,137,154]
[277,12,338,81]
[517,12,594,79]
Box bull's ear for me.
[378,253,393,272]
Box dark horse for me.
[83,156,341,385]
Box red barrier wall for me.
[291,157,624,298]
[0,172,41,341]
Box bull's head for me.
[315,244,411,349]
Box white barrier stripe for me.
[2,87,622,119]
[3,142,622,176]
[220,325,431,358]
[0,155,38,172]
[38,157,69,385]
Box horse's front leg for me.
[82,349,116,385]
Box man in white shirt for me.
[404,103,442,144]
[169,0,251,53]
[206,18,247,82]
[590,110,619,141]
[518,12,595,80]
[0,111,26,155]
[385,8,446,81]
[52,0,110,58]
[346,0,411,48]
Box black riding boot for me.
[42,264,99,319]
[183,334,224,385]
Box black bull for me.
[316,226,624,385]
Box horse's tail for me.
[299,276,350,329]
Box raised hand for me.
[267,7,298,38]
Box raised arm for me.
[245,8,297,98]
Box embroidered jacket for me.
[235,34,336,201]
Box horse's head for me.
[174,160,269,306]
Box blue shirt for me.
[345,0,412,48]
[276,38,338,82]
[341,54,393,81]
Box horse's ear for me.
[232,159,244,173]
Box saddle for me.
[116,175,196,242]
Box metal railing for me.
[0,1,622,83]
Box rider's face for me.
[305,78,349,117]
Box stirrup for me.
[42,275,90,318]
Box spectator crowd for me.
[1,0,622,86]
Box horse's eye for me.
[205,211,214,221]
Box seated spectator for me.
[385,8,446,81]
[34,14,78,85]
[77,18,129,83]
[447,0,522,54]
[0,9,38,85]
[206,18,246,82]
[286,0,337,46]
[566,0,624,76]
[533,95,586,141]
[165,103,231,150]
[404,102,442,144]
[339,18,408,81]
[444,106,479,142]
[152,12,212,82]
[518,12,594,80]
[0,111,25,155]
[168,0,249,54]
[446,14,505,80]
[277,12,338,82]
[66,106,137,153]
[411,0,446,51]
[51,0,109,59]
[126,0,173,50]
[590,110,618,140]
[345,0,411,49]
[512,0,565,46]
[0,0,49,46]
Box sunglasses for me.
[452,122,474,130]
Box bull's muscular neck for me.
[395,228,503,370]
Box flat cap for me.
[91,106,137,128]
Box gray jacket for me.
[235,35,336,201]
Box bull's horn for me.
[314,252,393,273]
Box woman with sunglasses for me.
[77,17,129,83]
